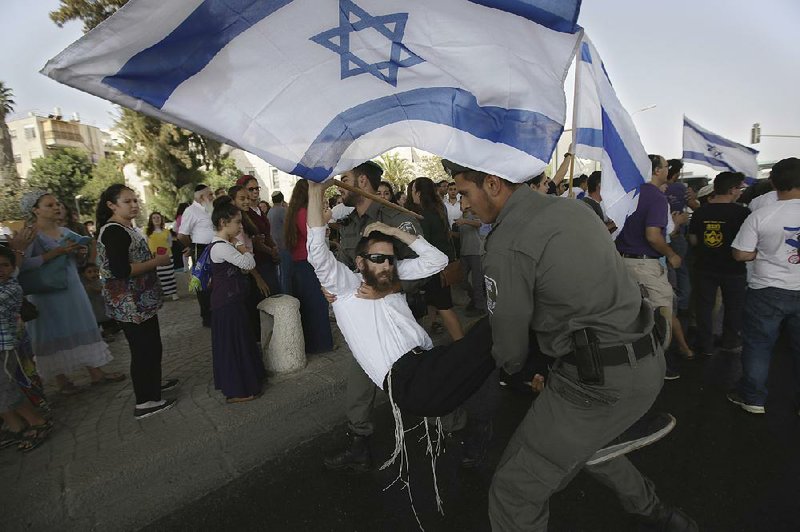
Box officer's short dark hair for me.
[770,157,800,191]
[0,245,16,267]
[587,171,602,193]
[458,170,489,188]
[713,172,745,195]
[524,172,546,187]
[667,159,683,180]
[353,161,383,191]
[354,231,398,259]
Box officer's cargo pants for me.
[488,347,666,531]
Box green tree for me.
[27,148,93,211]
[414,154,449,183]
[50,0,128,32]
[79,156,126,214]
[376,152,414,191]
[0,182,30,222]
[0,81,19,184]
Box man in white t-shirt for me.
[177,184,215,326]
[728,157,800,414]
[443,181,462,228]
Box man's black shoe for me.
[639,503,699,531]
[586,412,676,466]
[461,420,492,469]
[323,432,372,472]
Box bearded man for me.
[178,184,215,327]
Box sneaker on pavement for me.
[664,368,681,381]
[639,503,699,531]
[160,379,180,392]
[134,398,176,420]
[726,391,765,414]
[324,432,372,472]
[586,412,676,466]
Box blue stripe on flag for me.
[684,119,758,154]
[580,41,592,63]
[102,0,294,109]
[682,150,737,172]
[291,87,563,182]
[575,127,602,148]
[601,109,645,193]
[468,0,582,33]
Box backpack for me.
[188,241,221,293]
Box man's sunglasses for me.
[360,253,396,265]
[247,186,261,191]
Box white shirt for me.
[443,197,462,227]
[732,199,800,291]
[306,226,448,386]
[178,201,214,245]
[330,203,355,221]
[748,190,778,212]
[209,237,256,270]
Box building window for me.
[24,126,36,140]
[13,154,21,163]
[271,168,280,188]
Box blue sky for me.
[3,0,799,176]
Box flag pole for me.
[332,179,423,220]
[567,32,583,199]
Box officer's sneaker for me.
[160,379,180,392]
[664,368,681,381]
[586,412,676,466]
[134,398,176,420]
[323,432,372,472]
[726,391,765,414]
[639,503,699,531]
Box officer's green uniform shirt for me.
[337,199,423,268]
[482,185,653,375]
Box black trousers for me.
[193,243,212,325]
[384,316,495,417]
[121,315,163,404]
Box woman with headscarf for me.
[19,191,123,395]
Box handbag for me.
[440,260,464,287]
[18,254,69,295]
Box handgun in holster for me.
[572,328,604,386]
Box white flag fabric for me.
[683,116,760,184]
[42,0,583,183]
[572,35,650,235]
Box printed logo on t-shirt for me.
[397,221,417,235]
[485,275,497,314]
[703,221,724,248]
[785,226,800,265]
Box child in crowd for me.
[209,197,266,403]
[146,212,179,301]
[80,264,120,340]
[0,246,52,452]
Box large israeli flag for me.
[683,116,760,184]
[572,35,650,235]
[42,0,583,183]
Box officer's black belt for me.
[620,252,659,259]
[562,334,654,367]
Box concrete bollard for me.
[257,294,306,374]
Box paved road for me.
[146,334,799,531]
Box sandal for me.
[226,395,256,404]
[680,348,695,360]
[91,372,127,385]
[0,429,23,449]
[17,425,50,453]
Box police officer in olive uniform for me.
[445,160,697,531]
[324,161,427,472]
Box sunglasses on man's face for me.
[247,186,261,192]
[360,253,396,265]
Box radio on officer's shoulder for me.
[572,328,603,386]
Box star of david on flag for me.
[42,0,583,183]
[311,0,424,87]
[683,116,760,184]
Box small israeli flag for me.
[572,35,650,235]
[42,0,583,183]
[683,116,760,184]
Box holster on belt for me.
[652,306,668,349]
[572,328,603,386]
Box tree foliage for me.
[27,148,94,211]
[50,0,128,32]
[79,156,126,212]
[376,152,414,191]
[0,81,19,184]
[414,154,449,183]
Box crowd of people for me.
[0,153,797,531]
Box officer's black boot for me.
[323,432,372,472]
[638,503,699,532]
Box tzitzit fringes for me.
[422,418,444,515]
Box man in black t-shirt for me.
[688,172,750,355]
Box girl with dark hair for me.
[146,212,179,301]
[285,180,333,353]
[95,185,176,419]
[19,190,121,395]
[208,196,265,403]
[377,181,396,203]
[410,177,464,341]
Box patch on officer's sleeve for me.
[397,221,417,235]
[485,275,497,314]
